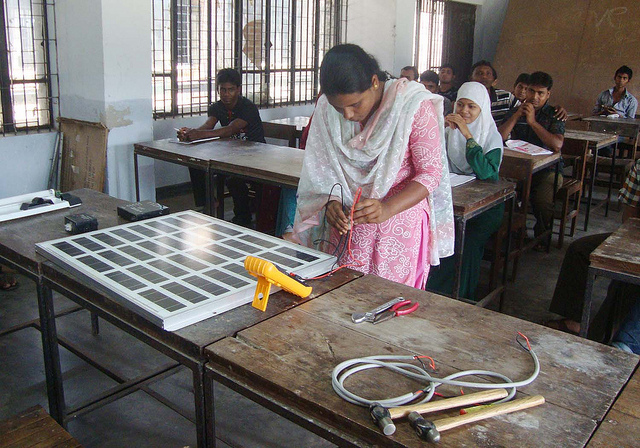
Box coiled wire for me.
[331,333,540,408]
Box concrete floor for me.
[0,184,622,447]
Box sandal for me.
[0,273,19,291]
[545,319,579,336]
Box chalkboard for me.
[494,0,640,116]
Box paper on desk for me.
[449,173,476,187]
[505,139,553,156]
[169,136,220,145]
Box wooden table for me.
[134,138,305,218]
[39,238,361,447]
[204,274,639,447]
[0,189,130,421]
[566,112,583,121]
[500,149,562,254]
[582,218,640,338]
[0,405,81,448]
[266,116,310,138]
[582,115,640,140]
[563,130,620,230]
[587,367,640,447]
[449,179,516,305]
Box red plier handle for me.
[373,300,419,324]
[391,300,419,316]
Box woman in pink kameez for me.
[293,44,454,288]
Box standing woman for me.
[427,81,504,300]
[292,44,454,288]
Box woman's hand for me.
[445,113,472,139]
[325,200,351,235]
[352,198,389,225]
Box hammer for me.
[409,395,545,443]
[369,389,508,436]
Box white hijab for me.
[293,78,454,263]
[447,81,504,175]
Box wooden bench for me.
[0,406,81,448]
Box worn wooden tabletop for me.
[0,405,81,448]
[564,130,619,148]
[266,116,310,131]
[451,179,515,217]
[135,138,305,187]
[502,148,561,173]
[205,274,639,447]
[0,188,128,277]
[590,218,640,277]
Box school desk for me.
[0,189,130,421]
[450,179,516,305]
[563,130,620,230]
[134,139,305,219]
[204,273,638,447]
[36,209,361,447]
[582,218,640,338]
[500,149,562,257]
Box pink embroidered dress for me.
[293,78,454,288]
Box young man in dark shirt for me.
[438,63,458,102]
[178,68,265,227]
[499,71,565,239]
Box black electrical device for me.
[65,213,99,234]
[117,201,170,222]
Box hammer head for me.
[408,411,440,443]
[369,403,396,436]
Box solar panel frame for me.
[36,210,336,330]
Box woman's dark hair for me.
[320,44,388,95]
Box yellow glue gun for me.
[244,256,312,312]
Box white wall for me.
[0,0,509,201]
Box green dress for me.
[426,138,504,300]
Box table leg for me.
[452,218,466,300]
[192,364,213,447]
[605,138,618,217]
[204,367,217,448]
[216,175,225,219]
[580,268,596,338]
[584,145,598,232]
[204,168,212,216]
[500,194,515,312]
[134,152,141,202]
[547,162,560,252]
[37,283,66,425]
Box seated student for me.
[510,73,530,109]
[400,66,419,82]
[470,60,515,125]
[178,68,266,227]
[593,65,638,119]
[419,70,453,115]
[438,63,458,102]
[547,159,640,351]
[426,82,504,300]
[499,71,564,240]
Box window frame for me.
[152,0,347,119]
[0,0,58,136]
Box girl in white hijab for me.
[427,81,505,300]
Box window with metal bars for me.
[0,0,58,135]
[152,0,347,119]
[414,0,445,73]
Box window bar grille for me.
[264,0,271,107]
[43,0,55,129]
[0,2,15,134]
[170,0,179,116]
[289,0,296,104]
[233,0,242,73]
[206,0,212,106]
[312,0,320,97]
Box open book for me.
[505,139,553,156]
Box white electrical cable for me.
[331,335,540,408]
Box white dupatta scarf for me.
[293,78,454,264]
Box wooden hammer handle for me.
[434,395,545,432]
[389,388,509,420]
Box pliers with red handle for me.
[373,299,419,324]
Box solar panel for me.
[36,210,336,331]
